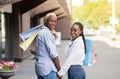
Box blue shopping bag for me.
[19,24,43,41]
[83,39,92,66]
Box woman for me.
[58,22,86,79]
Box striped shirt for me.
[35,26,58,76]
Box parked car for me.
[84,28,95,35]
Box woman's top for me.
[58,36,85,77]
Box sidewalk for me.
[9,35,120,79]
[86,35,120,49]
[10,40,69,79]
[10,55,37,79]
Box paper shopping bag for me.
[92,45,96,64]
[83,39,92,66]
[19,29,40,51]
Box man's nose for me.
[71,31,74,34]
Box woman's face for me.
[70,24,82,41]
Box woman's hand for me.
[57,73,63,79]
[51,30,56,37]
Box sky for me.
[72,0,84,6]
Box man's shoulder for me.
[38,27,51,36]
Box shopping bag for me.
[83,39,96,66]
[19,24,43,41]
[19,29,40,51]
[83,39,92,66]
[92,44,96,64]
[19,24,44,51]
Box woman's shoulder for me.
[72,36,83,46]
[74,36,82,42]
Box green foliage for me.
[2,65,11,70]
[72,0,120,33]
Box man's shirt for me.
[35,26,58,76]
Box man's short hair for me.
[44,13,57,21]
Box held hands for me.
[57,73,63,79]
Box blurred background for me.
[0,0,120,79]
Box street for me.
[84,37,120,79]
[9,35,120,79]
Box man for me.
[35,13,61,79]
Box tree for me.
[72,0,120,32]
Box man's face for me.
[47,15,57,30]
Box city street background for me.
[6,35,120,79]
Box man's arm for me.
[52,57,61,71]
[52,57,62,79]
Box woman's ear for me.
[79,30,83,35]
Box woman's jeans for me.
[68,65,86,79]
[37,71,57,79]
